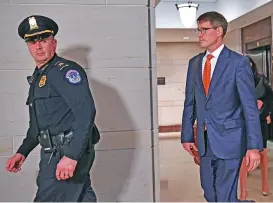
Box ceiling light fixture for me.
[175,1,199,28]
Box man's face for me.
[27,36,57,66]
[197,20,222,49]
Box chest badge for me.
[39,75,47,87]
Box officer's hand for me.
[245,149,260,173]
[182,143,198,157]
[6,153,26,173]
[56,156,77,180]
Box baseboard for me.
[159,124,181,133]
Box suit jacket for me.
[181,46,263,159]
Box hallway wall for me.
[224,29,242,53]
[157,42,203,127]
[0,0,159,201]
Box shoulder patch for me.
[55,61,69,70]
[65,69,82,84]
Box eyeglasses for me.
[194,27,218,34]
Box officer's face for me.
[27,36,57,67]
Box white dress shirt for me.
[202,44,225,78]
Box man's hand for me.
[245,149,260,172]
[257,100,263,110]
[6,153,26,173]
[182,142,198,157]
[56,156,77,180]
[266,115,271,124]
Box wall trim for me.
[159,124,181,133]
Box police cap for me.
[18,15,58,42]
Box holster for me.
[91,124,100,145]
[86,124,100,152]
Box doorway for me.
[247,44,271,84]
[247,43,273,142]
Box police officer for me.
[5,15,100,202]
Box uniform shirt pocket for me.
[34,88,51,116]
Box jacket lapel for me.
[207,46,230,100]
[196,52,206,96]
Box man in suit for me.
[181,11,263,202]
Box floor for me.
[159,132,273,202]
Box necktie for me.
[203,54,214,96]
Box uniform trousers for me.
[34,147,96,202]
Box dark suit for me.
[181,46,263,202]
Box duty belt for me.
[38,130,73,163]
[51,131,73,146]
[38,130,73,146]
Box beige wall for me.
[156,29,198,43]
[157,42,204,126]
[224,29,242,53]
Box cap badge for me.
[28,17,39,30]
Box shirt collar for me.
[205,44,224,59]
[36,53,58,74]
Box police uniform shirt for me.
[17,54,96,160]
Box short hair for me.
[197,11,228,37]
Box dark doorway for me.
[247,44,273,142]
[247,44,271,84]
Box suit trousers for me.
[200,131,245,202]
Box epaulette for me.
[55,60,70,71]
